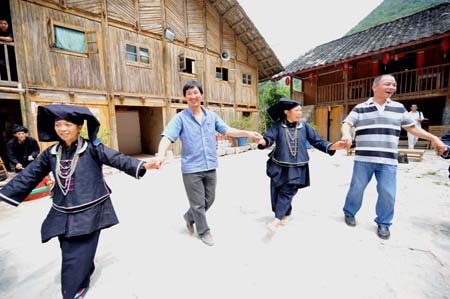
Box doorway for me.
[116,106,164,155]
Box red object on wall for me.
[372,61,379,76]
[441,37,450,51]
[441,37,449,58]
[416,51,425,68]
[343,62,350,72]
[381,52,390,65]
[394,53,405,61]
[285,76,290,85]
[308,72,315,81]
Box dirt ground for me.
[0,148,449,299]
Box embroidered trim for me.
[0,192,20,206]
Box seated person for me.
[7,124,40,172]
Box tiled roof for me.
[208,0,284,80]
[277,3,450,78]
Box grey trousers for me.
[182,169,217,236]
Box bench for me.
[398,149,425,161]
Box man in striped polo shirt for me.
[341,74,447,240]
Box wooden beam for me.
[230,16,246,30]
[222,3,238,18]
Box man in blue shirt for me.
[157,81,262,246]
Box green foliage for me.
[80,127,111,145]
[258,81,290,132]
[229,116,255,130]
[347,0,447,35]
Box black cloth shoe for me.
[377,225,390,240]
[74,287,89,299]
[344,215,356,227]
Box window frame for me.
[47,19,98,57]
[125,41,152,69]
[242,73,252,86]
[215,66,235,82]
[178,54,196,75]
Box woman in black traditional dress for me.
[257,98,346,231]
[0,104,162,299]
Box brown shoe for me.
[183,214,194,234]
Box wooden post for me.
[101,0,118,149]
[9,0,34,135]
[160,0,171,124]
[343,66,349,114]
[202,0,208,107]
[444,66,450,125]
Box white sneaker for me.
[200,232,215,246]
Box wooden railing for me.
[316,63,450,104]
[0,41,17,83]
[317,82,344,104]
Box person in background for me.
[0,18,17,81]
[156,80,262,246]
[441,129,450,178]
[0,104,162,299]
[7,124,40,172]
[340,75,447,240]
[257,98,347,231]
[407,104,425,149]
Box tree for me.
[258,81,289,132]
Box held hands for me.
[247,131,263,143]
[431,138,447,156]
[340,134,353,149]
[329,140,348,151]
[15,163,24,170]
[143,157,164,170]
[27,155,34,161]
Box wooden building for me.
[274,3,450,143]
[0,0,283,160]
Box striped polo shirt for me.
[344,98,415,165]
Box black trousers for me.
[270,181,299,220]
[58,230,100,299]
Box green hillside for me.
[347,0,449,35]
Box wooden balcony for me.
[316,63,450,105]
[0,41,17,86]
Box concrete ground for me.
[0,148,449,299]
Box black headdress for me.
[11,124,28,134]
[37,104,100,142]
[266,98,301,122]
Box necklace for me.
[55,135,83,196]
[284,121,298,157]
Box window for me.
[126,43,151,67]
[242,73,252,85]
[179,55,195,74]
[47,19,98,56]
[216,67,235,82]
[293,77,302,92]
